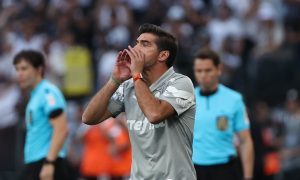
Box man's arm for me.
[237,129,254,180]
[40,111,68,180]
[83,50,131,125]
[134,79,176,124]
[82,79,119,125]
[47,112,68,161]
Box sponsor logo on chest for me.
[127,118,165,134]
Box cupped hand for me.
[125,45,145,75]
[112,50,132,82]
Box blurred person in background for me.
[77,119,113,180]
[277,89,300,180]
[13,50,69,180]
[219,35,244,91]
[47,30,74,89]
[78,115,131,180]
[207,1,243,52]
[65,101,85,180]
[109,113,131,180]
[95,0,133,33]
[192,49,254,180]
[162,4,195,80]
[61,44,93,99]
[250,101,280,180]
[0,71,21,179]
[252,1,283,58]
[82,23,196,180]
[10,17,47,55]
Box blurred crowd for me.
[0,0,300,180]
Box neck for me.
[30,77,43,91]
[143,65,169,85]
[201,83,218,93]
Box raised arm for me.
[134,79,176,124]
[82,79,119,125]
[82,51,131,125]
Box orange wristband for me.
[133,73,143,82]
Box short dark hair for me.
[194,49,220,67]
[13,50,46,76]
[138,23,178,68]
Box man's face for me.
[193,58,221,90]
[15,59,41,90]
[133,33,161,69]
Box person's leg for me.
[194,164,210,180]
[22,160,44,180]
[210,159,243,180]
[54,158,71,180]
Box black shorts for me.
[194,158,243,180]
[20,158,70,180]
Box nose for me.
[16,70,23,80]
[199,71,206,78]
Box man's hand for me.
[112,50,132,82]
[39,164,54,180]
[125,45,145,75]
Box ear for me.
[158,50,169,62]
[37,66,44,77]
[217,64,223,76]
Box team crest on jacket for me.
[217,116,228,131]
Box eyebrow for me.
[137,39,151,44]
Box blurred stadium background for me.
[0,0,300,180]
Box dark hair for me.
[138,23,178,68]
[194,49,220,67]
[13,50,46,76]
